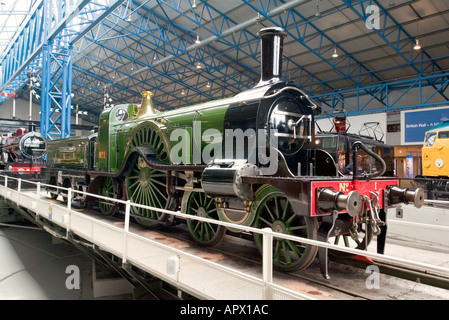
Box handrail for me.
[1,174,449,299]
[5,175,449,273]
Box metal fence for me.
[1,174,448,299]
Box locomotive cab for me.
[422,122,449,177]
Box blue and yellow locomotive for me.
[417,121,449,199]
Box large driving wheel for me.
[125,123,171,228]
[182,191,226,246]
[253,185,319,272]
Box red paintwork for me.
[310,179,399,216]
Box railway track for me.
[131,218,449,300]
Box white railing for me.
[1,174,449,299]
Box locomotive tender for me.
[42,27,424,278]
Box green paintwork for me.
[252,185,319,272]
[96,103,139,172]
[95,98,230,173]
[46,136,90,169]
[181,190,226,246]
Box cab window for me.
[438,131,449,139]
[425,131,437,146]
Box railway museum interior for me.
[0,0,449,304]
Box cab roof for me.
[429,120,449,132]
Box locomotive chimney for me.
[257,27,287,86]
[137,91,156,118]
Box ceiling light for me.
[196,62,202,69]
[195,35,201,44]
[414,22,422,51]
[181,89,186,95]
[206,81,211,88]
[192,0,197,9]
[332,47,338,58]
[413,38,421,50]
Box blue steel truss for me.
[241,0,448,116]
[40,41,73,139]
[0,0,448,134]
[77,0,334,114]
[241,0,382,87]
[1,0,126,139]
[73,0,263,111]
[311,72,449,118]
[342,0,446,78]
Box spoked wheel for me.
[126,156,169,228]
[48,176,58,200]
[253,186,319,272]
[183,191,226,247]
[125,122,171,228]
[98,177,118,215]
[62,179,71,203]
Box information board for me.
[401,106,449,145]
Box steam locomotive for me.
[0,125,46,174]
[42,27,424,278]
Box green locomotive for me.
[42,27,424,278]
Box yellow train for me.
[417,120,449,199]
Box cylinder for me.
[404,188,425,208]
[257,27,287,85]
[388,186,425,208]
[316,188,362,217]
[202,162,260,200]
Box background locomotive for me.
[416,120,449,199]
[0,125,46,174]
[42,27,424,279]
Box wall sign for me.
[401,106,449,145]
